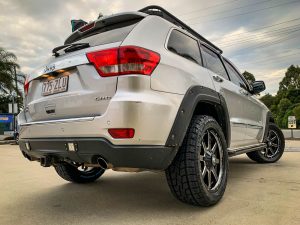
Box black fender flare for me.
[263,111,274,141]
[165,85,231,149]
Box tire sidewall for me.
[77,167,105,180]
[258,123,285,163]
[194,117,228,203]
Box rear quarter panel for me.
[121,16,216,95]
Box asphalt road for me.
[1,144,300,225]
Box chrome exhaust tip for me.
[97,157,108,170]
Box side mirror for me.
[251,81,266,94]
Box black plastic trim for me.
[219,94,231,147]
[165,85,231,148]
[263,111,273,141]
[19,138,175,170]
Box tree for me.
[292,105,300,128]
[278,65,300,94]
[0,47,20,93]
[285,89,300,104]
[260,64,300,128]
[0,47,25,111]
[260,93,275,108]
[276,98,292,127]
[281,109,294,129]
[0,95,10,113]
[242,71,255,83]
[278,98,292,114]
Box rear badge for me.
[95,96,112,101]
[43,64,56,74]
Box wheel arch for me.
[269,114,275,123]
[165,86,231,149]
[263,111,275,141]
[193,96,230,147]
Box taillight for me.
[24,77,30,96]
[86,46,160,77]
[108,128,135,139]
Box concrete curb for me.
[285,147,300,152]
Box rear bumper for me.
[18,76,183,146]
[19,138,176,170]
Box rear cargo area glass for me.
[71,21,140,47]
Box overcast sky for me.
[1,0,300,94]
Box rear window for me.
[70,20,141,46]
[167,30,202,65]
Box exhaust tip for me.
[21,151,33,161]
[97,157,108,170]
[40,156,52,167]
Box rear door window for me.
[201,45,229,79]
[167,30,202,65]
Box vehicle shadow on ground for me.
[11,157,261,223]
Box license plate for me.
[42,76,69,96]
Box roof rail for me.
[139,5,222,54]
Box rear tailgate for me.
[25,43,120,123]
[24,13,146,123]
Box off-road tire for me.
[166,115,228,206]
[247,123,285,163]
[54,162,105,183]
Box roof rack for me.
[139,5,222,54]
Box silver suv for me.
[18,6,285,206]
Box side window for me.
[200,45,229,79]
[167,30,202,64]
[224,60,248,90]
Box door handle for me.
[239,89,249,96]
[213,75,223,82]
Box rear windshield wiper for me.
[52,43,90,57]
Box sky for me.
[0,0,300,94]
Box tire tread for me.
[166,115,228,206]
